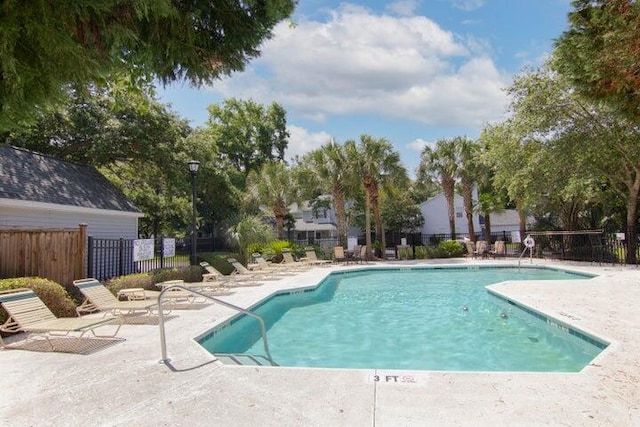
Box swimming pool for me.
[199,266,607,372]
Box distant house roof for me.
[0,145,140,213]
[293,218,336,232]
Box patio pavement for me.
[0,258,638,426]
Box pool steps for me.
[215,353,278,366]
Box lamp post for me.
[188,160,200,265]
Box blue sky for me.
[156,0,572,176]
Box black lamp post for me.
[188,160,200,265]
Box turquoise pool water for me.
[199,267,606,372]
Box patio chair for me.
[490,240,506,258]
[226,258,279,283]
[465,241,476,258]
[250,254,298,275]
[199,262,227,282]
[352,245,368,263]
[200,261,266,285]
[333,246,348,263]
[0,288,122,350]
[156,279,235,296]
[477,240,490,258]
[303,247,332,266]
[73,278,163,317]
[281,248,312,269]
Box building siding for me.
[0,205,138,239]
[420,194,481,236]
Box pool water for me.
[199,267,606,372]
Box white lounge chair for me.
[303,247,332,266]
[74,278,166,316]
[0,288,122,350]
[199,262,264,286]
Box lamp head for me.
[188,160,200,173]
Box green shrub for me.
[438,240,465,257]
[246,242,265,258]
[0,277,77,326]
[105,273,154,295]
[150,266,203,284]
[268,239,291,262]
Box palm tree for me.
[419,139,458,239]
[455,137,480,241]
[246,161,298,239]
[303,140,352,246]
[347,135,407,259]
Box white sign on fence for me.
[163,238,176,258]
[347,237,358,251]
[133,239,155,262]
[511,231,521,243]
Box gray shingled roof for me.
[0,145,140,213]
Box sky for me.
[156,0,573,176]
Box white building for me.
[419,191,534,239]
[419,193,481,236]
[0,146,142,238]
[288,200,339,246]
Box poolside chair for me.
[465,241,476,258]
[0,288,122,350]
[226,258,280,283]
[476,240,489,259]
[303,247,332,266]
[73,278,163,317]
[199,262,227,282]
[156,279,236,296]
[352,245,368,263]
[281,248,312,270]
[490,241,506,258]
[200,261,267,285]
[333,246,348,263]
[250,254,298,275]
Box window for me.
[456,211,463,218]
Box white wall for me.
[0,202,140,239]
[420,193,481,236]
[487,210,533,234]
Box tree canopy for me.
[554,0,640,118]
[206,98,290,176]
[0,0,296,129]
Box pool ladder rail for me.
[157,284,277,367]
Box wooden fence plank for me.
[0,225,85,287]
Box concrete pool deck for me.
[1,258,638,426]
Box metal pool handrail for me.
[157,284,275,366]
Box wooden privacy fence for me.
[0,224,87,287]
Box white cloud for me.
[208,3,508,153]
[285,125,332,161]
[450,0,485,12]
[386,0,420,17]
[407,137,431,152]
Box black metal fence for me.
[86,235,233,281]
[378,231,630,265]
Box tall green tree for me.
[206,98,290,176]
[380,187,424,236]
[0,0,296,129]
[346,135,407,259]
[246,161,299,239]
[4,85,190,166]
[301,140,355,246]
[455,137,480,241]
[554,0,640,118]
[480,123,539,242]
[419,139,458,238]
[497,64,640,262]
